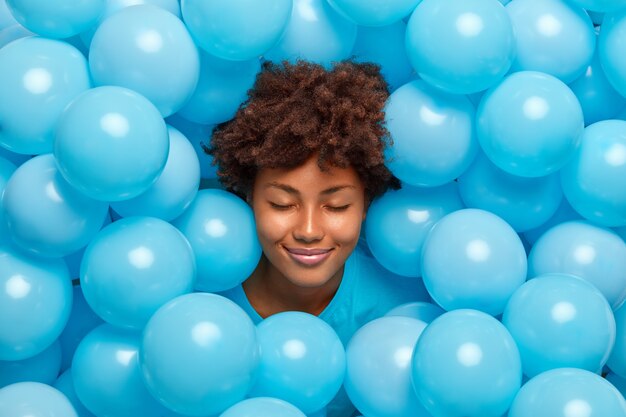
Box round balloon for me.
[522,198,583,246]
[599,5,626,92]
[0,23,33,49]
[566,0,626,12]
[0,382,78,417]
[385,301,445,324]
[327,0,420,26]
[53,370,97,417]
[165,114,218,179]
[220,398,306,417]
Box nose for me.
[292,205,324,243]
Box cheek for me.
[326,212,364,245]
[254,210,289,244]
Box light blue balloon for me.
[54,370,96,417]
[608,303,626,378]
[264,0,357,68]
[249,312,345,414]
[406,0,515,94]
[0,244,72,361]
[421,208,527,316]
[172,189,262,292]
[181,0,292,61]
[412,309,522,417]
[63,212,111,279]
[54,86,169,202]
[528,220,626,309]
[0,382,77,417]
[523,198,583,247]
[89,4,199,117]
[508,368,626,417]
[221,398,306,417]
[326,0,420,26]
[344,316,428,417]
[506,0,596,83]
[457,152,563,232]
[365,182,464,277]
[502,273,616,378]
[140,293,259,416]
[385,301,445,324]
[57,286,104,372]
[111,126,200,221]
[560,119,626,227]
[2,155,109,257]
[0,37,91,155]
[0,23,32,48]
[384,80,478,187]
[166,114,217,180]
[351,21,415,91]
[598,9,626,99]
[81,216,196,329]
[72,324,173,417]
[567,0,626,11]
[0,155,17,245]
[0,340,61,387]
[0,0,17,29]
[6,0,104,38]
[477,71,584,177]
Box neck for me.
[242,255,343,318]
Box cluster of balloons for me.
[2,0,626,416]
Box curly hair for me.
[206,59,400,202]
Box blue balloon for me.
[165,114,218,180]
[89,4,199,117]
[502,273,616,378]
[412,309,522,417]
[110,126,200,221]
[522,198,583,246]
[63,212,112,279]
[172,189,262,292]
[598,10,626,99]
[6,0,104,38]
[0,23,32,48]
[140,293,259,416]
[528,220,626,309]
[327,0,420,26]
[181,0,292,61]
[385,301,445,324]
[54,86,169,202]
[508,368,626,417]
[0,244,72,361]
[0,155,17,245]
[53,370,96,417]
[567,0,626,11]
[477,71,584,177]
[178,52,260,125]
[421,208,527,316]
[220,398,306,417]
[0,382,78,417]
[506,0,596,83]
[0,0,18,29]
[72,324,173,417]
[560,119,626,227]
[344,316,428,417]
[457,152,563,232]
[0,37,91,155]
[364,181,464,277]
[264,0,357,68]
[2,154,109,257]
[249,312,345,414]
[81,216,196,329]
[0,340,61,387]
[384,80,478,187]
[406,0,515,94]
[608,303,626,378]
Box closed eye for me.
[326,205,351,212]
[269,202,293,210]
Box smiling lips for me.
[284,247,333,266]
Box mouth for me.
[283,246,334,267]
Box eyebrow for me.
[266,182,356,196]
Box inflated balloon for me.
[560,119,626,227]
[81,216,196,329]
[63,212,112,279]
[110,126,200,221]
[508,368,626,417]
[72,324,173,417]
[0,382,78,417]
[0,340,61,387]
[421,209,527,316]
[406,0,515,94]
[220,397,306,417]
[165,114,218,180]
[457,152,563,232]
[344,316,428,417]
[0,156,17,245]
[0,0,17,29]
[178,51,260,125]
[567,0,626,12]
[601,3,626,99]
[181,0,292,61]
[364,181,464,277]
[6,0,104,38]
[0,37,91,155]
[528,220,626,309]
[502,273,616,378]
[412,309,522,417]
[0,23,32,48]
[89,4,199,117]
[326,0,420,26]
[53,370,96,417]
[264,0,357,68]
[2,154,109,257]
[0,245,72,361]
[172,189,262,292]
[385,301,445,324]
[506,0,595,83]
[522,199,583,246]
[608,303,626,378]
[477,71,584,177]
[384,80,477,187]
[54,86,169,202]
[140,293,259,416]
[249,312,345,414]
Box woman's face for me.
[251,155,367,288]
